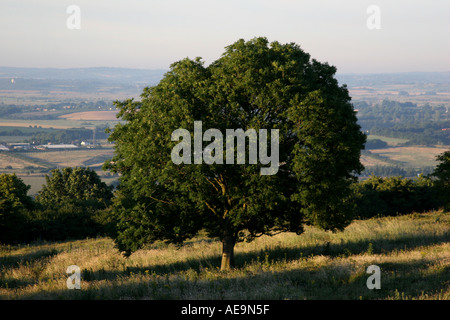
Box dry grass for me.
[0,210,448,300]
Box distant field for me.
[1,148,117,195]
[19,175,47,196]
[59,111,119,121]
[360,154,393,167]
[0,153,46,170]
[22,149,114,168]
[370,146,449,168]
[19,171,117,196]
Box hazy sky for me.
[0,0,449,73]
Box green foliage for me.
[19,167,115,242]
[353,174,441,218]
[0,168,113,244]
[24,203,104,242]
[432,151,450,211]
[35,167,113,209]
[105,37,366,268]
[0,174,33,244]
[0,173,34,209]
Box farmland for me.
[1,71,448,187]
[0,147,117,196]
[0,93,448,195]
[1,137,447,196]
[0,105,122,195]
[1,128,448,196]
[370,146,450,168]
[22,148,114,169]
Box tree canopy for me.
[35,167,113,209]
[0,173,33,243]
[104,37,366,270]
[433,151,450,211]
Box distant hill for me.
[1,67,449,96]
[0,67,168,94]
[335,71,450,87]
[2,67,449,86]
[0,67,167,85]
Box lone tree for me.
[105,37,366,270]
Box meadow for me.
[0,210,448,300]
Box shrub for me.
[353,174,441,219]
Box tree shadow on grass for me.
[0,248,60,289]
[1,230,448,298]
[77,230,449,283]
[12,253,449,300]
[0,248,59,269]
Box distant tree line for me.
[368,121,450,145]
[28,127,109,145]
[0,101,112,119]
[0,126,110,145]
[1,152,448,245]
[359,165,435,178]
[356,100,450,145]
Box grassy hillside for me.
[0,210,448,300]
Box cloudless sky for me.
[0,0,449,73]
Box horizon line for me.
[0,66,449,75]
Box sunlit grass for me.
[1,210,448,300]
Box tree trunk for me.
[220,232,236,271]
